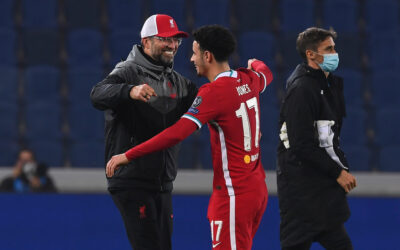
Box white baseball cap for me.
[140,14,189,38]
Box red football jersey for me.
[182,68,268,196]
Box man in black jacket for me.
[277,27,357,250]
[90,14,197,250]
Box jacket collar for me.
[126,45,174,76]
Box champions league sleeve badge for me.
[188,96,202,114]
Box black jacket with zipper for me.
[277,63,351,247]
[90,45,198,192]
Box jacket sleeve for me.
[284,82,343,179]
[90,63,135,111]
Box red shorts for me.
[207,184,268,250]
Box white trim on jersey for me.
[215,70,238,80]
[259,72,267,93]
[182,114,202,128]
[251,70,267,93]
[215,122,237,250]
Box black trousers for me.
[110,189,173,250]
[282,224,353,250]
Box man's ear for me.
[306,49,316,60]
[141,37,150,49]
[204,51,213,63]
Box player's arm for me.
[106,118,197,177]
[247,59,273,92]
[90,63,156,110]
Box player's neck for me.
[207,62,231,82]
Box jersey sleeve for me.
[125,118,197,160]
[250,60,273,93]
[182,84,219,129]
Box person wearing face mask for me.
[90,14,198,250]
[276,27,357,250]
[0,149,57,193]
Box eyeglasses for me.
[152,36,182,45]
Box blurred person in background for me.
[277,27,356,250]
[90,14,197,250]
[106,25,274,250]
[0,149,57,193]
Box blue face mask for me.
[317,53,339,72]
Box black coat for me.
[90,45,198,191]
[277,63,351,247]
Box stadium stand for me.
[365,0,399,34]
[193,0,230,28]
[0,67,18,104]
[280,0,315,33]
[107,0,143,32]
[0,0,14,28]
[233,0,276,33]
[0,0,396,172]
[23,29,60,66]
[64,0,103,29]
[66,29,104,67]
[0,28,16,66]
[21,0,58,28]
[323,0,359,33]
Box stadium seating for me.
[67,29,103,67]
[64,0,102,29]
[108,30,140,65]
[260,143,277,170]
[107,0,143,32]
[323,0,359,33]
[365,0,399,33]
[68,104,104,142]
[68,67,103,102]
[342,145,370,171]
[151,0,187,30]
[0,102,18,141]
[0,0,395,171]
[25,101,62,141]
[0,0,14,28]
[376,108,400,147]
[0,67,18,104]
[0,140,19,166]
[335,69,363,108]
[193,0,230,28]
[279,33,302,70]
[335,34,363,69]
[371,70,400,108]
[233,0,275,32]
[24,66,60,103]
[380,146,400,172]
[28,140,64,166]
[23,29,60,66]
[238,31,276,67]
[260,105,280,146]
[0,28,16,66]
[21,0,58,28]
[69,141,104,167]
[280,0,315,33]
[367,32,400,71]
[340,107,367,147]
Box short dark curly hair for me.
[192,25,236,62]
[296,27,337,60]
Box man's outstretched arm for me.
[106,118,197,177]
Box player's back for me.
[206,69,267,196]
